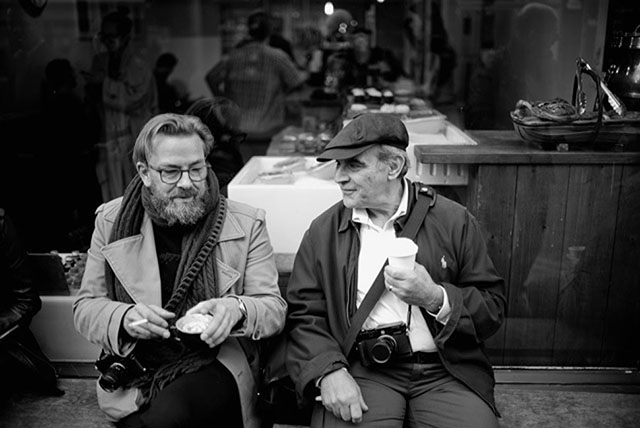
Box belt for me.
[398,352,441,364]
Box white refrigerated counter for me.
[31,295,101,363]
[228,156,342,254]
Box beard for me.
[148,181,213,226]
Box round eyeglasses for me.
[148,164,209,185]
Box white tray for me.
[405,121,477,185]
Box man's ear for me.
[387,155,404,180]
[136,162,152,186]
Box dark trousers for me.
[0,326,62,398]
[312,361,498,428]
[117,360,242,428]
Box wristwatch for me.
[231,296,247,321]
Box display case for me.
[228,156,342,253]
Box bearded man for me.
[73,113,286,428]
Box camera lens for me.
[98,362,127,392]
[370,335,397,365]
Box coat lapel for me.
[102,215,162,307]
[216,211,244,295]
[102,208,246,304]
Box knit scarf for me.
[104,169,227,405]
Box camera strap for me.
[340,183,436,356]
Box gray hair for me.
[132,113,214,164]
[376,144,410,178]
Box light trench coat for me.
[73,197,287,427]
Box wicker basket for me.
[512,114,640,151]
[511,58,640,151]
[511,117,598,150]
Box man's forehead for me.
[150,133,206,156]
[154,132,203,144]
[341,146,377,162]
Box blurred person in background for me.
[349,28,405,88]
[312,8,356,89]
[85,6,158,201]
[269,14,296,65]
[41,58,102,250]
[154,52,189,114]
[0,208,62,400]
[296,26,325,86]
[425,2,457,104]
[186,97,246,196]
[206,10,306,160]
[465,2,560,129]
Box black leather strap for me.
[397,351,440,364]
[340,184,435,356]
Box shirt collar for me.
[352,178,409,230]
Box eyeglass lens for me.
[158,166,208,184]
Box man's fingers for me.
[201,305,233,347]
[139,304,174,328]
[143,322,171,339]
[338,406,351,422]
[185,300,213,315]
[360,396,369,412]
[350,403,363,423]
[128,324,153,339]
[148,304,175,318]
[126,304,173,339]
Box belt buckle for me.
[413,352,439,364]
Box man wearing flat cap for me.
[286,113,506,427]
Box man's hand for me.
[123,303,175,340]
[319,368,368,424]
[384,263,443,312]
[186,298,243,348]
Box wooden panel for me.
[601,165,640,366]
[415,132,640,165]
[552,165,622,365]
[466,165,517,364]
[503,165,570,365]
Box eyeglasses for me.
[148,164,208,184]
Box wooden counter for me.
[414,131,640,164]
[415,131,640,368]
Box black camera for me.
[95,354,146,392]
[356,322,413,366]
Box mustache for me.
[171,189,198,198]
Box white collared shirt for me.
[353,180,451,352]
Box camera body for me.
[356,322,413,366]
[95,353,146,392]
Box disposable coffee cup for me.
[387,238,418,270]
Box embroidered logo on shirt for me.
[441,255,447,269]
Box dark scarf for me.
[104,169,227,405]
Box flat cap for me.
[317,113,409,162]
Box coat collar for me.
[101,207,245,306]
[102,214,162,306]
[338,179,414,233]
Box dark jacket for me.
[0,209,62,396]
[0,208,41,336]
[286,183,506,414]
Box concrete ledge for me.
[494,366,640,385]
[57,361,640,388]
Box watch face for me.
[19,0,48,18]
